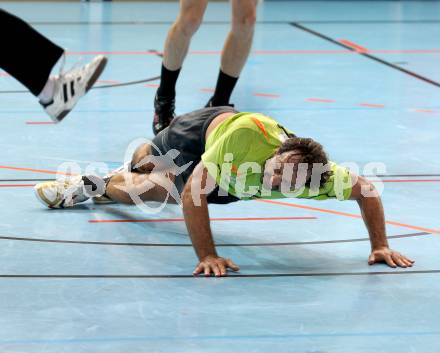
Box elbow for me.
[353,176,380,202]
[181,181,207,208]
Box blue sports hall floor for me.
[0,1,440,352]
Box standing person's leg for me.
[0,9,108,123]
[207,0,257,107]
[0,9,64,96]
[153,0,208,135]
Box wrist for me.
[199,252,218,261]
[372,244,389,251]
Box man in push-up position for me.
[35,107,414,275]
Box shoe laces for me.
[58,54,87,81]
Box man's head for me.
[263,137,331,192]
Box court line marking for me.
[89,216,316,223]
[1,176,440,187]
[290,22,440,88]
[2,174,440,181]
[0,165,76,176]
[3,179,440,186]
[65,49,440,55]
[0,184,35,188]
[1,174,440,188]
[2,329,440,346]
[258,199,440,234]
[1,270,440,279]
[26,19,440,25]
[413,108,437,114]
[2,169,440,183]
[381,179,440,183]
[0,178,53,182]
[0,232,427,247]
[25,122,55,125]
[358,103,385,108]
[306,97,336,103]
[253,92,281,98]
[2,105,439,114]
[339,39,369,53]
[0,76,160,94]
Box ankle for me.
[38,76,57,103]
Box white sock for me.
[38,76,58,104]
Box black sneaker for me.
[205,96,235,108]
[153,94,176,135]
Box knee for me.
[175,12,204,37]
[131,143,153,173]
[232,8,257,35]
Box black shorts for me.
[151,107,240,204]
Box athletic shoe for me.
[152,93,176,135]
[34,176,89,209]
[41,55,108,123]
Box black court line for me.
[2,174,440,182]
[0,179,54,182]
[26,20,440,25]
[0,76,160,94]
[148,49,164,58]
[1,270,439,279]
[368,174,440,178]
[0,232,428,247]
[290,22,440,88]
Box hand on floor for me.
[193,255,240,277]
[368,247,414,268]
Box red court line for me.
[253,49,350,55]
[0,165,76,176]
[0,180,426,186]
[306,97,336,103]
[413,109,437,114]
[258,199,440,234]
[0,184,35,188]
[339,39,369,53]
[358,103,385,108]
[89,216,317,223]
[64,49,440,56]
[253,92,281,98]
[144,83,159,88]
[26,122,56,125]
[200,88,215,93]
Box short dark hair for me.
[277,137,331,187]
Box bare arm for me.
[182,162,239,276]
[350,175,414,268]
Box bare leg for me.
[105,143,178,205]
[162,0,208,70]
[153,0,208,135]
[221,0,257,77]
[207,0,257,106]
[105,171,177,205]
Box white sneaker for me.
[41,55,108,123]
[34,176,89,209]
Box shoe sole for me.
[54,56,108,123]
[86,56,108,92]
[92,197,116,205]
[34,183,59,209]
